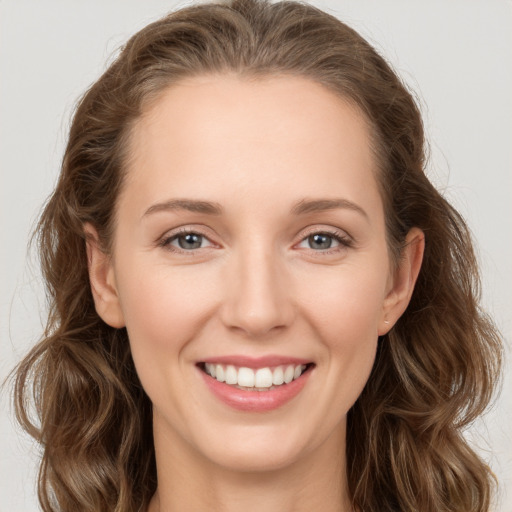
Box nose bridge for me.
[221,234,293,337]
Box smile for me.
[201,363,311,391]
[197,358,315,412]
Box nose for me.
[219,242,295,338]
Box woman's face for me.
[90,74,415,473]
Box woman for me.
[12,0,503,511]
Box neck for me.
[148,415,352,512]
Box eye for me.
[160,229,214,252]
[304,233,337,250]
[297,229,352,253]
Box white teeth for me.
[255,368,273,388]
[284,365,295,384]
[215,364,225,383]
[225,365,237,385]
[203,363,309,390]
[205,363,215,377]
[238,367,255,387]
[272,366,284,385]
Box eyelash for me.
[158,227,353,256]
[298,227,353,255]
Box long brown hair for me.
[13,1,502,511]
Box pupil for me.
[309,233,332,250]
[179,233,202,249]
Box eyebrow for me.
[290,198,368,219]
[143,199,223,217]
[143,197,368,219]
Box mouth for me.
[196,355,316,411]
[197,361,315,391]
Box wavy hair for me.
[13,0,502,511]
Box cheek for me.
[115,262,217,372]
[297,263,386,396]
[300,261,388,339]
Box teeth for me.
[284,365,295,384]
[205,363,215,377]
[255,368,273,387]
[238,367,255,387]
[272,366,284,385]
[203,363,308,390]
[225,365,237,385]
[215,364,225,383]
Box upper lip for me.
[199,355,313,369]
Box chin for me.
[208,445,302,474]
[196,424,315,474]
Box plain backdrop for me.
[1,1,511,511]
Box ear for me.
[84,223,125,328]
[378,227,425,335]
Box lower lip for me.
[199,366,313,412]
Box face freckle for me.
[108,73,395,473]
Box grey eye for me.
[308,233,335,250]
[176,233,204,250]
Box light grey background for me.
[1,1,511,510]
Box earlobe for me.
[84,223,125,328]
[379,227,425,335]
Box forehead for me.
[134,73,373,156]
[121,73,381,220]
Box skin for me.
[86,74,424,512]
